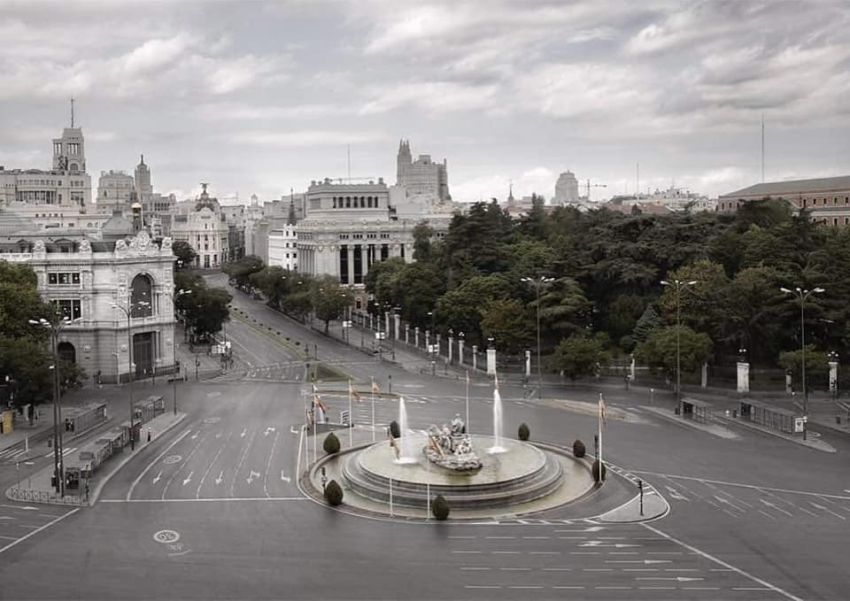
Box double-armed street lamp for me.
[112,295,151,451]
[28,314,78,496]
[521,276,555,399]
[781,286,825,440]
[159,288,192,415]
[660,279,698,405]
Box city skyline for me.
[1,0,849,203]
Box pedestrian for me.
[147,428,152,442]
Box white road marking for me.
[152,471,162,485]
[607,559,670,564]
[758,509,777,520]
[263,430,280,497]
[215,472,224,486]
[637,471,850,501]
[811,501,846,520]
[127,429,191,501]
[643,523,804,601]
[246,470,261,484]
[181,471,193,486]
[460,567,490,571]
[231,430,256,497]
[0,509,79,555]
[760,498,793,517]
[197,432,232,497]
[162,433,206,500]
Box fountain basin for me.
[343,435,564,510]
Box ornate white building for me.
[170,185,230,268]
[553,171,580,206]
[0,222,176,383]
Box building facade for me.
[0,228,176,383]
[268,224,299,271]
[396,140,450,201]
[170,185,230,268]
[553,171,580,206]
[96,170,135,214]
[718,175,850,226]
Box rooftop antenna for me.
[761,114,765,183]
[70,98,75,128]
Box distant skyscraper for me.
[554,171,580,205]
[134,155,152,200]
[396,140,450,201]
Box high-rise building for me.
[554,171,580,206]
[396,140,450,201]
[96,170,135,214]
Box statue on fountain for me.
[426,414,482,472]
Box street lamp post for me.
[160,289,191,416]
[28,315,77,496]
[781,286,825,440]
[660,279,698,407]
[828,351,839,402]
[112,296,151,451]
[521,276,554,399]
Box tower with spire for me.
[396,139,412,186]
[52,99,86,174]
[134,154,152,201]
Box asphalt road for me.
[0,286,848,599]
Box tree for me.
[550,334,609,382]
[171,240,197,268]
[435,275,511,344]
[310,276,352,334]
[412,222,437,263]
[480,299,532,354]
[222,255,265,288]
[323,432,341,455]
[634,326,713,381]
[190,287,232,340]
[537,277,594,343]
[432,494,450,520]
[779,345,829,392]
[324,479,343,506]
[518,423,530,441]
[629,303,663,349]
[659,260,730,341]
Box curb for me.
[717,415,836,453]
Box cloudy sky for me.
[1,0,848,203]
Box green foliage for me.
[518,423,530,441]
[432,494,450,520]
[436,274,511,343]
[572,439,586,458]
[222,255,265,287]
[412,222,437,262]
[174,273,231,340]
[389,420,401,439]
[551,334,609,382]
[778,345,829,382]
[310,276,353,334]
[480,299,532,354]
[592,460,607,483]
[323,432,341,455]
[171,240,197,268]
[634,326,713,380]
[629,303,663,349]
[324,479,343,506]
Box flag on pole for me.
[312,394,328,413]
[349,380,362,402]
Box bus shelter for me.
[739,399,798,434]
[679,397,712,423]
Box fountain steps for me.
[342,449,565,510]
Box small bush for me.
[518,423,530,441]
[432,494,450,520]
[592,459,607,483]
[389,420,401,439]
[323,432,340,455]
[573,439,586,458]
[324,479,343,506]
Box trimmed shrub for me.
[432,494,450,520]
[592,459,607,483]
[389,420,401,439]
[324,479,343,506]
[518,423,530,441]
[323,432,341,455]
[573,439,586,458]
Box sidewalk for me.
[6,411,186,506]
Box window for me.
[53,142,62,155]
[130,274,153,318]
[834,218,839,226]
[48,272,80,285]
[53,299,82,320]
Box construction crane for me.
[585,179,607,199]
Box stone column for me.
[630,355,636,381]
[404,324,410,345]
[347,246,355,285]
[701,362,708,388]
[736,361,750,393]
[487,347,497,376]
[385,312,391,337]
[525,350,531,377]
[448,336,454,363]
[414,326,420,348]
[829,361,838,394]
[394,314,401,341]
[472,345,478,370]
[458,338,465,365]
[368,313,373,330]
[360,245,367,283]
[425,331,430,352]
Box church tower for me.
[396,139,412,185]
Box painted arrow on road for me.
[152,471,162,484]
[264,427,276,437]
[190,431,199,440]
[714,495,743,511]
[606,559,671,564]
[214,471,224,486]
[246,470,261,484]
[215,431,223,439]
[760,498,793,517]
[182,471,193,486]
[240,429,248,438]
[280,470,290,483]
[637,577,704,582]
[665,485,689,501]
[290,426,300,434]
[811,501,846,519]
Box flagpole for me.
[465,370,470,435]
[348,379,353,447]
[598,392,603,480]
[371,377,376,443]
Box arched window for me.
[130,274,153,317]
[346,197,351,208]
[57,342,76,364]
